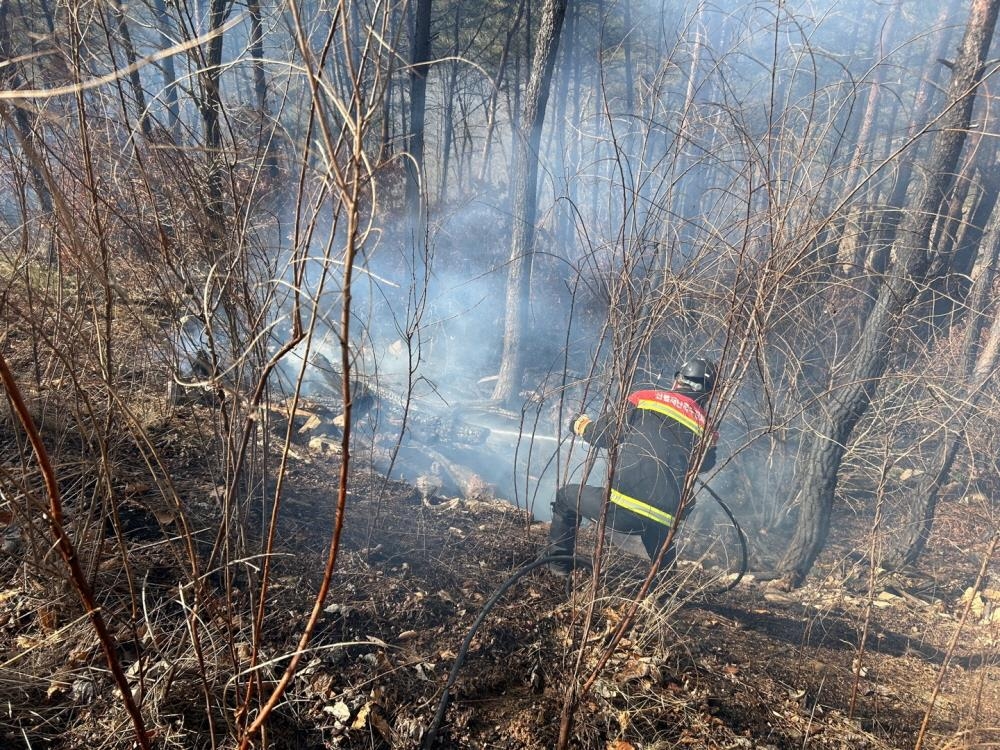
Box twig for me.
[0,353,151,750]
[236,1,368,739]
[913,528,1000,750]
[850,439,891,717]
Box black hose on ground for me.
[422,486,746,747]
[695,479,750,592]
[421,553,592,749]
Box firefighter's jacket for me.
[577,388,717,528]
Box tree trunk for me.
[0,0,55,260]
[843,2,899,193]
[925,150,1000,330]
[622,0,634,116]
[589,0,605,227]
[671,6,706,251]
[246,0,277,181]
[405,0,433,222]
[491,0,567,404]
[201,0,230,233]
[778,0,1000,588]
[952,161,1000,281]
[888,208,1000,568]
[930,148,976,261]
[550,0,574,249]
[478,0,527,182]
[438,3,461,203]
[108,0,151,137]
[151,0,181,137]
[378,2,403,162]
[868,0,960,278]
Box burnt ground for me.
[250,455,1000,750]
[1,407,999,750]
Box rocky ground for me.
[1,402,998,749]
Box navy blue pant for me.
[548,483,675,571]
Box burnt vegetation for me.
[1,0,999,748]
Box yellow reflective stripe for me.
[634,398,703,436]
[610,489,675,527]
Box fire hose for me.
[421,483,748,748]
[420,554,591,749]
[695,479,750,593]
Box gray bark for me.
[151,0,181,137]
[405,0,433,222]
[779,0,1000,587]
[888,207,1000,568]
[201,0,230,232]
[108,0,152,137]
[492,0,567,403]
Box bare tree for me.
[492,0,568,403]
[887,210,1000,568]
[150,0,181,136]
[478,0,528,182]
[0,1,54,230]
[438,2,461,202]
[201,0,231,230]
[247,0,277,179]
[405,0,433,221]
[107,0,152,137]
[778,0,1000,588]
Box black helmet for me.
[674,358,717,396]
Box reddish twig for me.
[236,3,364,738]
[0,353,151,750]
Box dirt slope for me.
[2,424,998,749]
[230,448,1000,749]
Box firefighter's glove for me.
[570,414,592,437]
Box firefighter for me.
[546,358,719,577]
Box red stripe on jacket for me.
[627,390,718,444]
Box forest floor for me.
[1,399,999,749]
